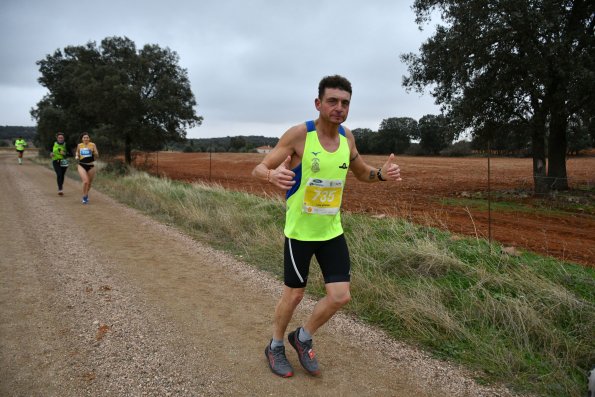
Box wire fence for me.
[130,151,595,267]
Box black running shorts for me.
[79,163,94,172]
[283,234,350,288]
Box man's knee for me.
[282,287,305,307]
[327,287,351,307]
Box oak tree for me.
[402,0,594,193]
[32,36,202,164]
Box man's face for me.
[315,88,351,124]
[57,135,65,143]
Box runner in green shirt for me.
[50,132,69,195]
[253,75,402,378]
[14,136,27,165]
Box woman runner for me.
[75,132,99,204]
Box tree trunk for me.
[531,112,549,195]
[125,134,132,165]
[547,104,569,190]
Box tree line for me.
[0,126,37,147]
[352,114,592,157]
[3,120,591,157]
[172,136,280,153]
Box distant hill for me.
[172,135,279,152]
[0,126,37,140]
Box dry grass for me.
[93,169,594,397]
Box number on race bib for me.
[303,179,343,215]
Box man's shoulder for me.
[274,122,309,156]
[286,122,308,134]
[280,122,308,142]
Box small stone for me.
[501,246,521,257]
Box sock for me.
[298,327,312,343]
[270,338,284,349]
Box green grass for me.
[439,197,571,215]
[58,163,594,397]
[441,189,595,216]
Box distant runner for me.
[75,132,99,204]
[50,132,69,196]
[14,136,27,165]
[253,75,402,378]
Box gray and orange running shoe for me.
[265,341,294,378]
[288,327,320,376]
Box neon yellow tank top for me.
[284,120,350,241]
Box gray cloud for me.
[0,0,439,137]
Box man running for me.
[14,136,27,165]
[51,132,69,195]
[252,75,402,377]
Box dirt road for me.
[0,152,519,396]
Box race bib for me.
[80,148,92,158]
[302,178,344,215]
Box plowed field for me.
[135,152,594,267]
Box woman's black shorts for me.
[79,163,94,172]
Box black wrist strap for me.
[377,168,386,181]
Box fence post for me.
[487,140,492,250]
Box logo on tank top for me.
[338,163,348,169]
[311,157,320,173]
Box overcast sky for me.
[0,0,440,138]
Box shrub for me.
[405,143,427,156]
[103,159,130,176]
[441,140,473,157]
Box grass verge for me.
[441,187,594,216]
[68,164,595,397]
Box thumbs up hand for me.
[270,155,296,190]
[379,153,402,181]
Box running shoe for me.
[265,342,293,378]
[288,327,320,376]
[58,190,63,196]
[82,196,89,204]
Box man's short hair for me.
[318,75,352,99]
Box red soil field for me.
[134,152,595,267]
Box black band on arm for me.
[377,168,387,181]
